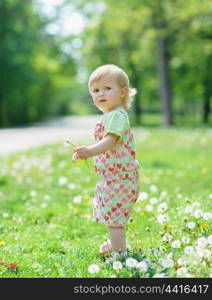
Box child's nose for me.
[99,89,104,96]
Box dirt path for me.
[0,115,100,155]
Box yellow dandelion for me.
[201,223,208,229]
[0,241,5,247]
[139,211,144,215]
[83,194,90,200]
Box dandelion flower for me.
[196,237,208,248]
[88,264,100,274]
[177,257,187,265]
[30,190,37,197]
[207,235,212,245]
[193,209,203,219]
[158,202,168,212]
[182,236,190,244]
[150,197,158,205]
[136,261,148,273]
[192,202,200,207]
[176,267,190,278]
[153,273,166,278]
[162,234,172,243]
[145,204,153,212]
[186,222,195,229]
[125,258,138,268]
[2,213,9,218]
[184,246,194,255]
[113,261,122,271]
[157,214,169,224]
[138,192,148,201]
[58,177,68,186]
[160,190,168,200]
[150,185,158,193]
[171,240,181,248]
[160,258,174,268]
[196,249,205,258]
[203,212,212,220]
[73,195,82,203]
[184,206,193,214]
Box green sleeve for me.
[103,110,129,139]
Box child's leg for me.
[108,226,127,252]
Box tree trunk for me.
[129,63,142,126]
[202,55,212,123]
[157,36,173,126]
[151,0,174,126]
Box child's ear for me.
[121,87,128,97]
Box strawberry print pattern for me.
[92,107,141,227]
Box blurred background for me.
[0,0,212,128]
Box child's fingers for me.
[73,146,86,152]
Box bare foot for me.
[99,240,113,255]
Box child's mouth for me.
[99,99,107,103]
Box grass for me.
[0,126,211,278]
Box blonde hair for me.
[88,64,137,110]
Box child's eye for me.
[106,87,111,90]
[93,89,99,93]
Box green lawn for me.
[0,127,211,278]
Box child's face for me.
[89,76,128,113]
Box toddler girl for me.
[73,64,140,259]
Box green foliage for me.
[0,0,212,127]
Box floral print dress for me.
[92,106,141,227]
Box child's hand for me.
[71,152,78,163]
[73,145,91,160]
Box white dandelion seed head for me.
[158,202,168,212]
[184,246,194,255]
[182,236,190,244]
[176,267,189,278]
[160,190,168,199]
[150,185,158,193]
[193,209,203,219]
[192,201,200,207]
[2,212,9,218]
[160,258,174,268]
[162,234,172,242]
[177,257,187,266]
[68,183,77,190]
[58,177,68,186]
[138,192,148,201]
[184,205,193,214]
[157,214,169,224]
[150,197,158,205]
[186,222,195,229]
[171,240,181,249]
[136,261,148,273]
[203,212,212,220]
[146,204,153,212]
[113,261,123,271]
[88,264,100,274]
[207,235,212,245]
[125,258,138,268]
[30,190,37,197]
[44,194,50,200]
[40,203,48,208]
[196,237,208,248]
[203,249,211,259]
[73,195,82,203]
[196,249,205,258]
[153,273,167,278]
[209,194,212,199]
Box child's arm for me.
[73,133,119,160]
